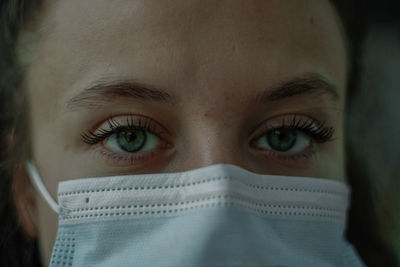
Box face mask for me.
[26,161,365,267]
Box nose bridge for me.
[179,119,245,171]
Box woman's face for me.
[20,0,347,264]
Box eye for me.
[104,129,159,153]
[250,115,334,159]
[81,115,172,165]
[253,128,311,152]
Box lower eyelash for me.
[84,114,332,165]
[97,149,155,165]
[250,115,333,162]
[82,115,171,165]
[266,143,318,161]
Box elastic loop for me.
[26,161,60,214]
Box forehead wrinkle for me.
[26,0,347,124]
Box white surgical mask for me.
[26,161,365,266]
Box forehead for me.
[27,0,346,117]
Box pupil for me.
[117,130,146,152]
[267,129,297,152]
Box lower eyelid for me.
[94,148,156,166]
[86,114,331,167]
[254,142,318,162]
[91,138,174,166]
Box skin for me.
[14,0,347,264]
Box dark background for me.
[350,0,400,260]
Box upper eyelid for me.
[249,115,334,142]
[81,115,167,145]
[249,114,319,134]
[82,113,333,142]
[93,114,166,134]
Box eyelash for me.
[278,115,334,143]
[80,114,334,164]
[251,115,334,161]
[81,116,169,165]
[81,116,165,145]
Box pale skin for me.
[13,0,347,265]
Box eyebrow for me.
[255,73,339,103]
[65,73,339,111]
[65,79,177,110]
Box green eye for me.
[253,128,310,153]
[104,129,160,153]
[116,130,146,152]
[267,129,297,151]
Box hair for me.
[0,1,42,266]
[0,0,398,266]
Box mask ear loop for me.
[26,161,60,214]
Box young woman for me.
[0,0,397,266]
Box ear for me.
[12,164,38,238]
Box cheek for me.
[30,112,98,195]
[316,137,345,179]
[31,122,64,199]
[325,150,345,179]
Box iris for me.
[266,129,297,152]
[116,130,146,152]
